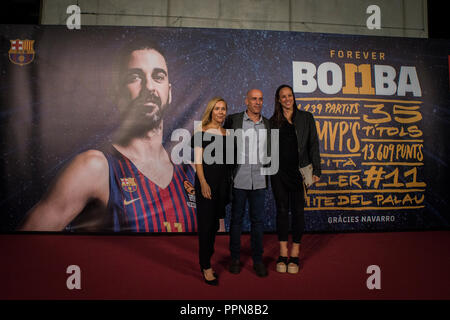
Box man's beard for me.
[116,90,168,143]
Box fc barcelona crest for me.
[121,177,137,193]
[9,39,35,66]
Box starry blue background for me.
[0,25,449,233]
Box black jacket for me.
[223,111,273,183]
[291,109,322,177]
[223,111,272,157]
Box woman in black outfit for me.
[192,97,230,285]
[270,85,321,274]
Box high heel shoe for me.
[201,269,218,286]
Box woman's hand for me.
[312,175,320,184]
[200,180,212,199]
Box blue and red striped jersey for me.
[104,147,197,232]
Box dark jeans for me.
[229,187,266,264]
[271,176,305,244]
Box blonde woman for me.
[192,97,230,285]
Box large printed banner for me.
[0,25,449,233]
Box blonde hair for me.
[200,97,227,128]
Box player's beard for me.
[115,89,168,144]
[132,91,165,131]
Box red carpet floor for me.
[1,231,449,300]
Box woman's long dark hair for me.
[270,84,297,129]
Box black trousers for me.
[195,179,223,270]
[271,176,305,244]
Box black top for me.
[191,131,230,182]
[273,113,303,191]
[191,131,232,218]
